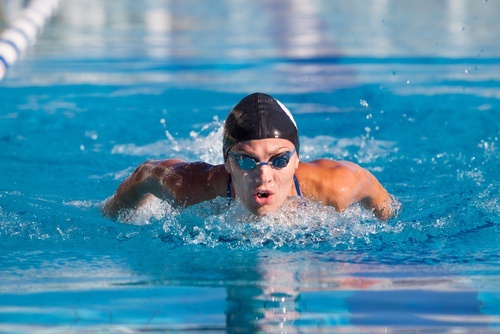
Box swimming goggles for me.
[228,148,296,170]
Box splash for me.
[111,195,409,251]
[110,118,225,164]
[109,117,396,166]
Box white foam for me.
[110,119,395,166]
[115,196,178,226]
[111,194,395,250]
[63,200,95,208]
[111,119,225,165]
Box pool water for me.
[1,0,499,332]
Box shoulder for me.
[295,159,370,210]
[155,159,229,205]
[143,159,222,178]
[297,159,364,182]
[296,158,395,219]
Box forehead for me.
[232,138,295,153]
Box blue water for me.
[1,0,499,332]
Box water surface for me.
[1,0,499,331]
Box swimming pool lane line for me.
[0,0,61,80]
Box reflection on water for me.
[224,247,495,331]
[0,242,495,331]
[17,0,498,58]
[2,0,500,89]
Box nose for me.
[253,163,273,184]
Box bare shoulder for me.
[296,159,366,188]
[155,159,229,206]
[308,159,366,172]
[102,159,229,218]
[296,159,395,219]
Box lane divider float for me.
[0,0,62,80]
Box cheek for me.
[230,169,251,192]
[275,169,296,191]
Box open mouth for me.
[256,191,270,199]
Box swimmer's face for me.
[225,138,299,216]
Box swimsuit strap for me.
[293,175,302,197]
[227,175,232,198]
[226,175,302,198]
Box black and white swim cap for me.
[223,93,299,160]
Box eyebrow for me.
[234,146,290,156]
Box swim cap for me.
[223,93,299,160]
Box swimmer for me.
[103,93,398,221]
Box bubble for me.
[111,195,403,251]
[360,100,369,108]
[84,130,98,140]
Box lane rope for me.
[0,0,62,80]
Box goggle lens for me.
[229,148,296,171]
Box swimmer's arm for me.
[357,172,397,221]
[299,160,398,220]
[102,159,184,219]
[341,161,397,220]
[102,160,228,219]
